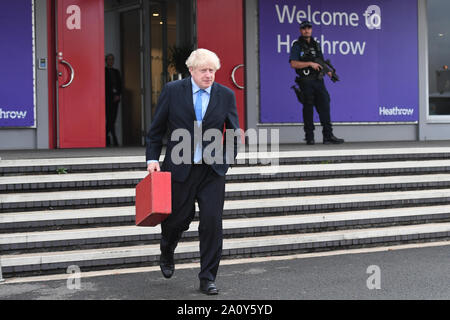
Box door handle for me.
[60,60,75,88]
[231,64,244,90]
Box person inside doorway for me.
[105,53,122,147]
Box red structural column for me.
[196,0,246,130]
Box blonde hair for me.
[186,48,221,71]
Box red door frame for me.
[47,0,57,149]
[197,0,246,131]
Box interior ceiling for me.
[105,0,177,25]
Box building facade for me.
[0,0,448,150]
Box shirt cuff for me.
[147,160,159,165]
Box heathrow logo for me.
[364,5,382,30]
[0,108,28,120]
[379,106,414,117]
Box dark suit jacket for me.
[105,67,122,100]
[146,77,240,182]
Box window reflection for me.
[428,0,450,116]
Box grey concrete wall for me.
[245,0,419,144]
[35,0,50,149]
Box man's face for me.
[300,26,312,38]
[190,64,216,89]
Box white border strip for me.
[31,0,37,129]
[257,122,419,126]
[3,147,450,168]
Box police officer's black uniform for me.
[289,21,344,145]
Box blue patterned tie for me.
[194,89,204,163]
[195,89,204,122]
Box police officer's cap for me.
[299,21,313,29]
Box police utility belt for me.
[296,69,319,82]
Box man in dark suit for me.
[105,54,122,147]
[146,48,240,295]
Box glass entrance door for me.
[143,0,195,133]
[149,1,168,119]
[105,0,194,146]
[105,0,143,146]
[427,0,450,119]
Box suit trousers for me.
[105,98,119,146]
[161,163,226,281]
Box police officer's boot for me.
[305,133,315,145]
[323,134,344,145]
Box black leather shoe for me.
[159,232,182,279]
[199,280,219,295]
[323,135,344,144]
[305,135,315,145]
[159,250,175,279]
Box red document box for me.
[135,172,172,227]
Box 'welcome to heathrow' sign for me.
[0,0,35,128]
[259,0,419,124]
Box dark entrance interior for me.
[104,0,195,146]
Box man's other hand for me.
[147,162,161,173]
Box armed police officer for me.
[290,21,344,145]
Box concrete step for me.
[0,206,133,232]
[1,222,449,277]
[3,146,450,175]
[2,176,450,212]
[4,167,450,193]
[0,183,450,216]
[3,159,450,183]
[228,159,450,181]
[1,206,449,253]
[0,156,147,175]
[224,189,450,217]
[2,188,450,232]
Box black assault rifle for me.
[314,58,340,83]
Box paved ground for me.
[1,244,448,300]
